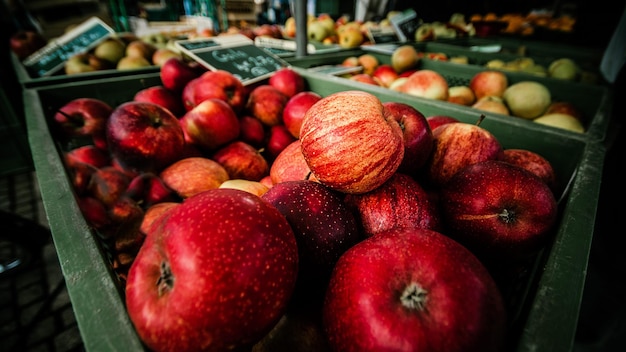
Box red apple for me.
[238,115,266,148]
[299,90,404,194]
[544,101,585,123]
[262,180,361,298]
[344,173,441,237]
[269,67,306,98]
[282,91,322,139]
[440,160,558,264]
[106,101,186,173]
[498,148,557,191]
[159,58,202,92]
[212,141,269,181]
[323,226,507,352]
[125,172,179,208]
[185,70,247,112]
[371,64,399,88]
[67,161,99,195]
[426,115,460,131]
[54,98,113,138]
[265,124,297,161]
[469,70,509,100]
[87,166,131,207]
[10,30,47,60]
[140,202,180,236]
[426,121,502,187]
[159,157,230,198]
[383,101,433,175]
[134,85,185,117]
[398,69,449,100]
[349,73,380,85]
[269,140,315,184]
[246,84,290,126]
[76,196,111,230]
[179,98,240,152]
[64,145,110,169]
[125,188,299,351]
[447,85,476,106]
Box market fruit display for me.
[49,65,565,350]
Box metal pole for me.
[295,0,307,57]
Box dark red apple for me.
[372,64,399,88]
[76,195,111,230]
[125,172,179,208]
[212,141,269,182]
[87,166,131,207]
[246,84,290,126]
[269,67,306,98]
[262,180,361,298]
[54,98,113,138]
[265,124,297,161]
[323,226,507,352]
[179,98,240,152]
[426,115,460,131]
[134,85,185,117]
[344,173,441,237]
[106,101,186,173]
[440,160,558,264]
[125,188,299,351]
[383,101,433,175]
[282,91,322,139]
[159,57,202,92]
[64,144,111,169]
[10,30,47,60]
[238,115,266,148]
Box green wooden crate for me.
[285,50,613,142]
[23,71,603,351]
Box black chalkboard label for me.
[390,9,422,42]
[22,17,115,77]
[176,35,287,85]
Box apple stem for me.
[57,109,85,127]
[156,261,174,296]
[400,282,428,311]
[476,114,486,126]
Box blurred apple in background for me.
[246,84,290,126]
[391,44,420,74]
[398,69,449,101]
[10,30,47,60]
[184,70,247,112]
[349,73,379,85]
[447,85,476,106]
[269,67,306,98]
[548,58,580,81]
[472,96,510,115]
[151,48,182,67]
[544,101,585,123]
[503,81,551,119]
[160,57,203,92]
[533,113,585,133]
[469,70,509,100]
[134,85,185,117]
[117,55,151,70]
[372,64,399,88]
[54,98,113,139]
[265,125,297,161]
[282,91,322,139]
[299,90,404,194]
[337,27,364,48]
[269,140,314,184]
[357,54,379,76]
[94,37,126,66]
[125,40,157,61]
[238,115,266,148]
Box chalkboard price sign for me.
[176,35,288,85]
[22,17,115,77]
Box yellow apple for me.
[533,113,585,133]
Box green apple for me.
[533,113,585,133]
[548,58,580,81]
[94,38,126,65]
[117,55,151,70]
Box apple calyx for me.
[157,261,174,296]
[401,282,428,310]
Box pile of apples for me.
[63,32,186,75]
[53,61,564,351]
[338,45,587,133]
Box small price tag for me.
[176,34,288,85]
[366,26,400,44]
[22,17,115,77]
